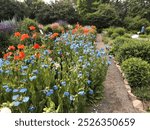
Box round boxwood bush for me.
[121,58,150,88]
[114,27,126,36]
[116,40,150,63]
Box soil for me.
[86,34,137,113]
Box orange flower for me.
[50,33,59,39]
[29,26,36,31]
[18,44,25,50]
[33,43,40,49]
[41,45,46,48]
[3,52,13,59]
[83,27,89,34]
[8,46,15,51]
[14,55,20,60]
[14,32,21,37]
[35,52,40,59]
[72,29,77,34]
[32,33,37,39]
[19,51,25,60]
[20,34,29,41]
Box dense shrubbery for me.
[121,58,150,88]
[116,40,150,63]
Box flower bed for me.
[0,23,107,113]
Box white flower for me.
[0,107,11,113]
[54,63,60,69]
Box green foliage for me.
[114,27,126,36]
[110,36,132,55]
[121,58,150,88]
[116,40,150,63]
[0,0,29,21]
[17,18,39,33]
[35,1,79,25]
[124,16,150,31]
[146,26,150,34]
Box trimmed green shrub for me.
[114,27,125,36]
[110,36,133,55]
[116,40,150,63]
[121,58,150,88]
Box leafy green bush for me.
[114,27,125,36]
[17,18,39,33]
[146,26,150,34]
[121,58,150,88]
[111,32,119,39]
[116,40,150,63]
[110,36,133,55]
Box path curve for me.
[87,34,136,113]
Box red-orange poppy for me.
[14,55,20,60]
[50,33,59,39]
[29,26,36,31]
[3,52,13,59]
[19,51,25,60]
[83,27,89,34]
[33,43,40,49]
[8,45,15,51]
[20,34,29,41]
[14,32,21,37]
[18,44,25,50]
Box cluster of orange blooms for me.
[72,23,96,35]
[50,33,59,39]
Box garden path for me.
[87,34,136,113]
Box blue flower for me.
[32,70,38,75]
[97,51,101,57]
[12,94,20,101]
[70,95,74,101]
[21,65,28,70]
[53,85,58,90]
[5,88,12,92]
[61,81,66,86]
[20,79,27,83]
[2,85,9,89]
[22,96,30,102]
[0,58,3,67]
[41,64,49,68]
[64,92,70,97]
[0,68,3,73]
[78,91,85,96]
[5,70,10,74]
[19,88,27,93]
[109,55,113,59]
[13,101,21,106]
[88,90,94,95]
[28,106,36,112]
[29,76,37,81]
[43,50,50,55]
[21,72,27,76]
[87,80,92,85]
[78,73,82,78]
[13,89,19,93]
[30,55,35,60]
[4,60,10,65]
[46,89,54,96]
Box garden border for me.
[114,60,147,113]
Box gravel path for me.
[87,34,136,113]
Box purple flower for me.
[46,89,54,96]
[53,85,58,90]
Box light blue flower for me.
[5,88,12,92]
[22,96,30,102]
[108,60,111,65]
[78,91,85,96]
[87,80,91,85]
[19,88,27,93]
[12,94,20,101]
[0,58,3,67]
[53,85,58,90]
[30,55,36,60]
[13,101,21,106]
[5,70,10,74]
[21,72,27,76]
[46,89,54,96]
[64,92,70,97]
[2,85,9,89]
[13,89,19,93]
[4,60,10,65]
[88,90,94,95]
[70,95,74,101]
[0,68,3,73]
[21,65,28,70]
[97,51,101,57]
[43,50,50,55]
[28,106,36,112]
[61,81,66,86]
[29,76,37,81]
[41,64,49,68]
[78,73,82,78]
[32,70,38,75]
